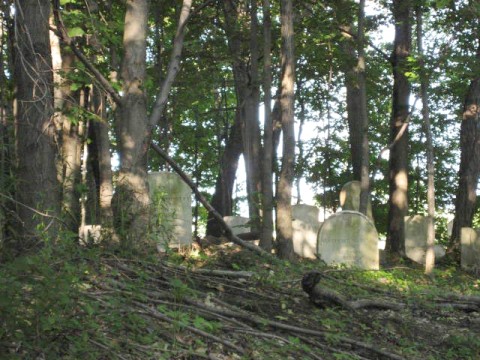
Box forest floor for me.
[1,241,480,360]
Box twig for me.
[133,301,245,354]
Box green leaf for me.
[60,0,76,5]
[67,27,85,38]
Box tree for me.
[260,0,273,251]
[449,42,480,253]
[276,0,295,260]
[111,0,150,244]
[415,3,435,274]
[222,0,263,232]
[386,0,412,259]
[13,0,61,247]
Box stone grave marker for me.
[223,216,250,235]
[339,180,373,220]
[148,172,192,250]
[292,204,323,259]
[317,210,379,269]
[405,215,445,264]
[461,227,480,271]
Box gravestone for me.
[317,210,379,269]
[405,215,446,264]
[339,181,373,220]
[223,216,250,235]
[79,224,102,245]
[292,204,323,259]
[148,172,192,250]
[461,227,480,271]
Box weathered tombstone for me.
[461,227,480,271]
[292,204,323,259]
[339,180,373,220]
[148,172,192,250]
[79,224,102,245]
[223,216,250,235]
[405,215,446,264]
[317,210,379,269]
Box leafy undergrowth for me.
[1,242,480,360]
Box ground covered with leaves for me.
[1,242,480,359]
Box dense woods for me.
[1,0,480,358]
[0,0,478,262]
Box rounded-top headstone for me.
[317,210,379,269]
[339,180,373,220]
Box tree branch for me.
[51,1,122,106]
[148,0,214,128]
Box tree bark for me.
[416,5,436,274]
[60,50,82,231]
[386,0,412,258]
[13,0,61,246]
[207,116,243,237]
[111,0,150,245]
[276,0,295,260]
[450,43,480,252]
[222,0,263,232]
[260,0,273,252]
[89,85,114,226]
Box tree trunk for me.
[223,0,262,232]
[207,116,243,237]
[450,43,480,252]
[89,85,114,226]
[60,50,83,231]
[112,0,150,245]
[386,0,412,258]
[13,0,61,246]
[276,0,295,261]
[260,0,273,252]
[416,5,436,275]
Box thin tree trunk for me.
[60,50,82,231]
[386,0,412,259]
[357,0,370,217]
[416,5,436,275]
[449,42,480,252]
[260,0,273,251]
[89,85,114,226]
[276,0,295,261]
[13,0,61,246]
[111,0,150,245]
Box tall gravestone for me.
[223,216,250,235]
[148,172,192,250]
[292,204,323,259]
[317,210,379,269]
[461,227,480,271]
[339,181,373,220]
[404,215,445,264]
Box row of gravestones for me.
[79,173,480,271]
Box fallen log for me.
[302,271,405,311]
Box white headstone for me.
[317,211,379,269]
[339,181,373,220]
[292,204,323,259]
[223,216,250,235]
[148,172,192,250]
[405,215,445,264]
[461,227,480,271]
[79,224,102,245]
